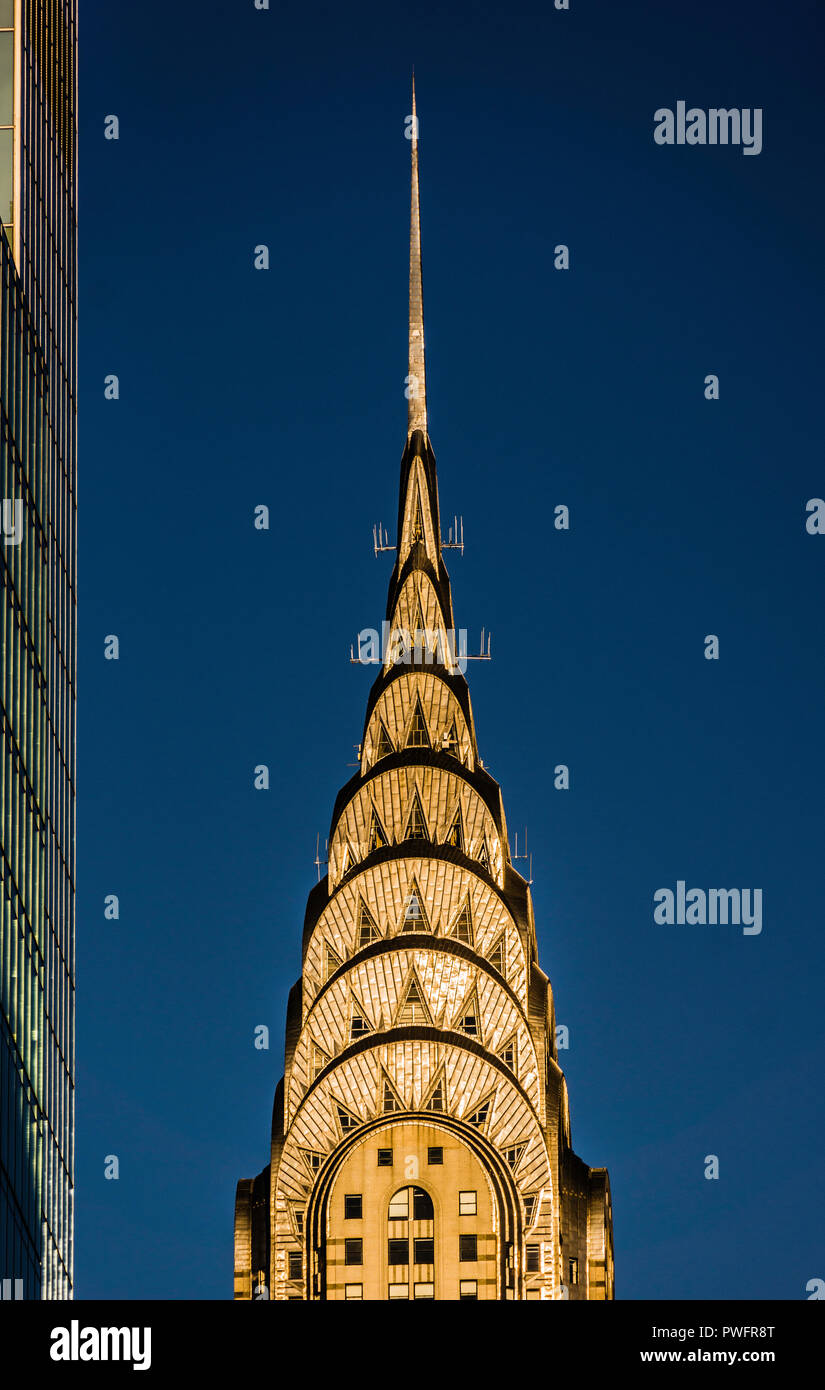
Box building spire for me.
[408,75,427,439]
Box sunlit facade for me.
[0,0,77,1299]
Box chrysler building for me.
[234,86,614,1302]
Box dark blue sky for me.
[78,0,824,1298]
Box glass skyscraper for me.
[0,0,76,1299]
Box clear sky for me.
[77,0,824,1298]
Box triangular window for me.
[301,1149,323,1176]
[465,1096,492,1130]
[423,1072,447,1113]
[401,883,429,932]
[350,1008,372,1039]
[397,972,432,1026]
[450,900,473,946]
[523,1194,539,1227]
[497,1034,517,1073]
[356,899,380,949]
[410,590,439,658]
[445,808,464,852]
[411,488,425,544]
[404,792,429,842]
[405,697,430,749]
[374,721,394,762]
[325,942,343,981]
[503,1142,526,1171]
[477,836,491,874]
[410,591,426,641]
[336,1104,360,1134]
[313,1044,330,1079]
[441,720,461,757]
[368,808,388,854]
[381,1072,405,1114]
[456,989,482,1040]
[487,935,505,976]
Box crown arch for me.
[328,767,505,887]
[362,671,474,773]
[310,1119,513,1300]
[302,859,528,1013]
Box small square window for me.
[377,1148,393,1166]
[459,1279,478,1300]
[459,1190,477,1216]
[525,1289,542,1300]
[569,1257,578,1286]
[413,1237,434,1264]
[388,1191,409,1220]
[427,1146,443,1165]
[414,1282,434,1299]
[344,1238,363,1266]
[344,1194,362,1220]
[388,1238,409,1265]
[345,1283,363,1300]
[288,1251,302,1280]
[459,1234,478,1262]
[525,1243,541,1273]
[389,1283,409,1299]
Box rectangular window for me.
[345,1283,363,1300]
[288,1251,302,1280]
[294,1211,304,1236]
[0,129,12,228]
[388,1238,409,1266]
[427,1146,443,1165]
[525,1289,542,1300]
[569,1258,578,1285]
[413,1189,433,1220]
[0,32,13,126]
[459,1234,478,1262]
[344,1238,363,1266]
[525,1244,541,1273]
[388,1191,409,1220]
[459,1190,477,1216]
[459,1279,478,1300]
[377,1148,393,1166]
[414,1282,435,1299]
[388,1283,409,1299]
[344,1194,363,1220]
[413,1237,434,1264]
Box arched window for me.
[387,1186,435,1299]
